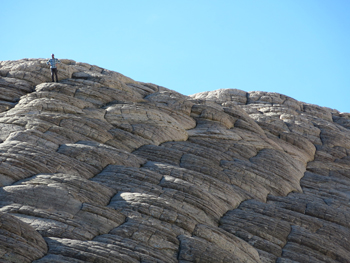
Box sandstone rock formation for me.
[0,58,349,262]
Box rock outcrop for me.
[0,58,349,262]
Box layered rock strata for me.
[0,58,349,262]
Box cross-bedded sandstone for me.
[0,58,349,262]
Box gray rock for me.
[1,58,349,262]
[0,211,47,262]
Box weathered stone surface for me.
[0,58,349,262]
[0,211,47,263]
[189,88,248,105]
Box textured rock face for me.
[0,58,349,263]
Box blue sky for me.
[1,0,349,113]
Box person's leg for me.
[54,68,58,82]
[51,68,55,82]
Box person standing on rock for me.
[46,54,61,82]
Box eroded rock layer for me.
[0,58,349,263]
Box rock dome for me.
[0,58,349,262]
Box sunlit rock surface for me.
[0,58,349,262]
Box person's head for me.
[51,54,55,58]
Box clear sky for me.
[1,0,349,113]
